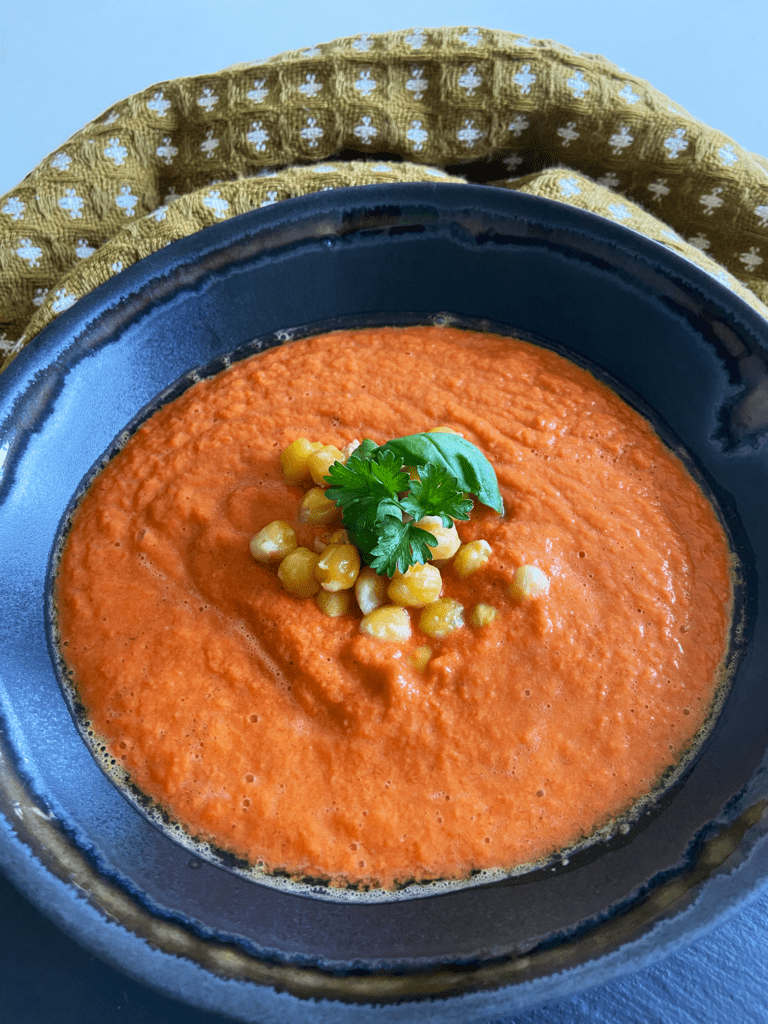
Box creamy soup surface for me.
[55,327,732,888]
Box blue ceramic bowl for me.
[1,183,767,1022]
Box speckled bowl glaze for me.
[1,184,767,1023]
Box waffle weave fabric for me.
[2,25,768,369]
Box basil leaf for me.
[379,433,504,515]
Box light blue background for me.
[1,2,767,1022]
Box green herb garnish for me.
[324,433,504,576]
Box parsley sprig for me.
[324,433,504,576]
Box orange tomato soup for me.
[55,327,732,888]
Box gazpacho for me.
[54,326,733,889]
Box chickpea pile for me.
[249,436,549,651]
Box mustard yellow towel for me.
[2,26,767,370]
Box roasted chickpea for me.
[249,520,297,563]
[315,543,361,592]
[360,606,412,641]
[277,547,320,598]
[388,562,443,607]
[509,565,550,600]
[419,598,464,639]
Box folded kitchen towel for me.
[2,26,767,369]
